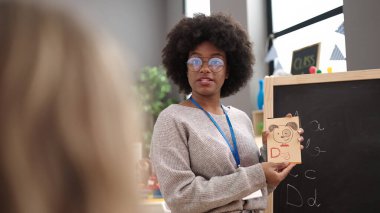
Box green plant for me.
[136,66,177,156]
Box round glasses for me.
[186,57,225,73]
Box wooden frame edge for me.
[263,76,274,213]
[271,69,380,86]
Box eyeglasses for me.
[186,57,225,73]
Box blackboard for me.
[291,43,320,75]
[263,69,380,213]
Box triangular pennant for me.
[336,22,345,35]
[274,60,283,70]
[265,45,278,63]
[330,45,345,60]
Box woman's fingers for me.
[298,136,304,143]
[297,128,304,150]
[262,162,297,186]
[274,162,290,171]
[278,163,296,179]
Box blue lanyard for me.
[189,96,240,167]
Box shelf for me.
[252,110,264,137]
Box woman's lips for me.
[198,77,213,86]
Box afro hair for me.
[162,13,255,98]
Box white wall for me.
[36,0,167,77]
[166,0,185,34]
[210,0,268,116]
[247,0,268,111]
[24,0,270,114]
[344,0,380,70]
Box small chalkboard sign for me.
[291,43,320,75]
[263,69,380,213]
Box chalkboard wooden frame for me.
[263,69,380,213]
[264,69,380,118]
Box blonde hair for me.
[0,2,139,213]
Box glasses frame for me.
[186,57,225,73]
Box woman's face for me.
[187,41,228,98]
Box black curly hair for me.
[162,13,255,98]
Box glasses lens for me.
[208,58,224,72]
[187,57,202,71]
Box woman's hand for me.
[261,162,296,187]
[260,113,304,187]
[262,113,304,149]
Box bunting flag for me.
[265,44,278,63]
[330,45,345,60]
[274,60,283,70]
[336,22,345,35]
[272,59,290,76]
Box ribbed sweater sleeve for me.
[150,105,270,213]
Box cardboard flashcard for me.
[266,116,302,164]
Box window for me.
[185,0,210,17]
[268,0,346,74]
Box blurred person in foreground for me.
[0,1,139,213]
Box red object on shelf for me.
[309,66,317,74]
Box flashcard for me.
[266,116,301,164]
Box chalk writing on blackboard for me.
[287,169,317,180]
[305,170,317,180]
[305,138,311,148]
[286,185,321,208]
[290,43,320,75]
[310,147,327,157]
[286,184,303,207]
[309,120,325,131]
[284,116,324,208]
[307,189,321,207]
[289,172,299,178]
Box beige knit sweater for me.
[150,104,273,213]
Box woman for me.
[0,2,139,213]
[150,13,303,213]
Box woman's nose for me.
[199,62,211,73]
